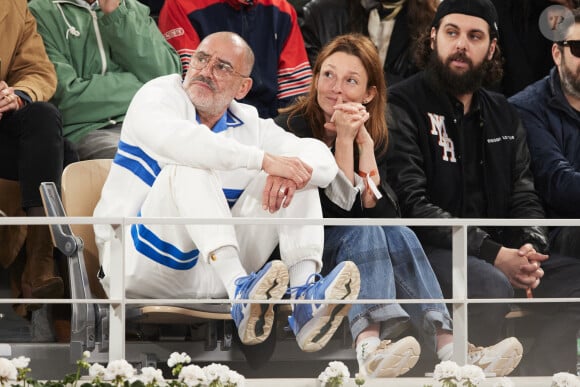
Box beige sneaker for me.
[359,336,421,378]
[468,337,523,377]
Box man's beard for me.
[427,48,487,96]
[560,54,580,100]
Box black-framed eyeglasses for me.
[189,51,250,79]
[558,40,580,58]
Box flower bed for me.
[0,353,579,387]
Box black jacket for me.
[301,0,418,86]
[385,71,548,262]
[275,111,400,219]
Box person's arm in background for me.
[276,3,312,110]
[158,0,202,75]
[99,0,181,82]
[5,2,56,103]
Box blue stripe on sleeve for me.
[118,141,162,175]
[114,153,157,186]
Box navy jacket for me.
[510,67,580,218]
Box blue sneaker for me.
[288,261,360,352]
[231,260,288,345]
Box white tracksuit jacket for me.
[93,74,337,298]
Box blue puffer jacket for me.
[509,67,580,218]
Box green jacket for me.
[29,0,181,142]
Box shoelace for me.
[234,271,259,299]
[285,273,321,298]
[360,340,393,361]
[467,343,485,363]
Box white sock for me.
[356,336,381,369]
[437,342,454,361]
[287,259,318,288]
[208,246,246,299]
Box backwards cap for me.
[432,0,499,38]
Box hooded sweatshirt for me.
[29,0,181,142]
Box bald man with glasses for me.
[93,31,361,353]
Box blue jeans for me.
[322,225,452,351]
[423,246,513,347]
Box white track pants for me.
[99,165,324,299]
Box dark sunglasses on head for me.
[559,40,580,58]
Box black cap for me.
[432,0,499,38]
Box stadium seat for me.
[40,159,233,361]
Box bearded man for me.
[507,9,580,374]
[510,8,580,258]
[385,0,580,376]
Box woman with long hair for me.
[275,33,456,378]
[275,32,526,378]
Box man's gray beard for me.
[560,63,580,100]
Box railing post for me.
[452,224,468,365]
[107,222,126,361]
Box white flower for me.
[552,372,580,387]
[433,360,462,382]
[225,369,245,386]
[179,364,207,387]
[330,361,350,378]
[0,358,17,382]
[204,363,231,384]
[318,361,350,386]
[493,377,515,387]
[139,367,165,385]
[167,352,191,368]
[83,351,91,359]
[10,356,30,369]
[104,359,135,381]
[460,364,485,385]
[89,363,106,379]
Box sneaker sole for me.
[296,261,360,352]
[367,336,421,378]
[479,337,523,377]
[238,261,288,345]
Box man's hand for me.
[261,153,312,189]
[494,246,547,289]
[262,176,297,213]
[0,81,20,118]
[99,0,120,14]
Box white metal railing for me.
[1,216,579,367]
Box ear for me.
[363,85,377,104]
[430,27,437,50]
[487,38,497,60]
[552,42,563,67]
[234,77,253,100]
